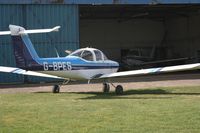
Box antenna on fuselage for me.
[54,47,60,57]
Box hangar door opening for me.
[80,5,200,70]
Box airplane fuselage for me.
[24,56,119,80]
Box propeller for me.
[65,50,73,55]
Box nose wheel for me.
[115,85,123,95]
[102,82,123,95]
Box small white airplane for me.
[0,25,199,94]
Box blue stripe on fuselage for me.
[26,56,119,71]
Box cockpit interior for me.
[69,48,108,61]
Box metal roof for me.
[0,0,200,4]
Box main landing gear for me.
[52,84,60,93]
[52,79,70,93]
[103,82,124,95]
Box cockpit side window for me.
[94,50,103,61]
[81,50,94,61]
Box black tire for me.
[103,83,110,93]
[52,85,60,93]
[115,85,123,95]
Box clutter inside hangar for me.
[80,5,200,70]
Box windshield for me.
[71,51,82,57]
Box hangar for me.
[0,0,199,83]
[80,5,200,67]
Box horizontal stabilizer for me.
[0,31,11,35]
[19,26,61,34]
[0,25,61,36]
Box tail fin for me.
[9,25,40,69]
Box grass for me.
[1,86,200,133]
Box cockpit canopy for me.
[69,48,108,61]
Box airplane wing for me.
[100,63,200,79]
[0,66,64,79]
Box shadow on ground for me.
[32,88,198,100]
[68,88,200,100]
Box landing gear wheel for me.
[115,85,123,95]
[103,83,110,93]
[52,85,60,93]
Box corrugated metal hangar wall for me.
[0,4,79,83]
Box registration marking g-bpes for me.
[43,62,72,71]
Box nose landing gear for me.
[102,82,123,95]
[115,85,123,95]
